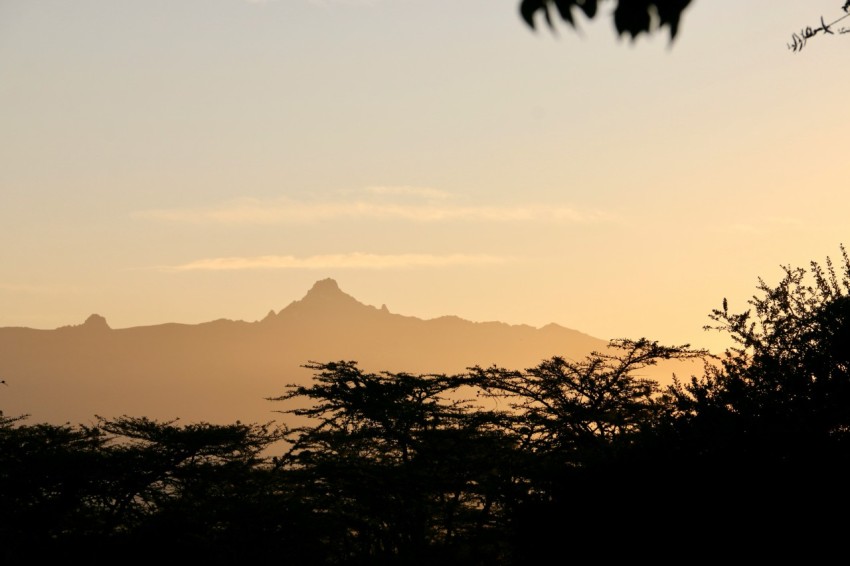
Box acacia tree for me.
[0,415,288,562]
[0,417,109,558]
[271,341,712,563]
[270,361,520,564]
[472,338,705,454]
[469,339,708,556]
[94,417,285,554]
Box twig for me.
[788,2,850,52]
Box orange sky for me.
[2,0,849,356]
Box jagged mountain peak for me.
[298,278,362,307]
[304,278,344,299]
[0,279,631,428]
[269,278,376,321]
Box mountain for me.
[0,279,688,428]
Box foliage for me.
[269,344,709,563]
[0,418,109,553]
[0,416,287,562]
[472,338,705,454]
[468,339,708,557]
[671,246,850,449]
[7,247,850,560]
[520,0,850,52]
[519,0,693,41]
[661,246,850,538]
[270,362,518,564]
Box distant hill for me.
[0,279,694,427]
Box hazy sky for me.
[2,0,848,354]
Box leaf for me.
[576,0,598,19]
[655,0,693,39]
[520,0,545,29]
[613,0,653,39]
[553,0,577,27]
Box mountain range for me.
[0,279,693,427]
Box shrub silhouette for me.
[5,247,850,561]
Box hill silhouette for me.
[0,279,625,426]
[6,253,850,562]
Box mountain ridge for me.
[52,278,589,337]
[0,279,690,429]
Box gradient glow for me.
[2,0,849,355]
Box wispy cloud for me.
[137,193,614,225]
[163,252,509,271]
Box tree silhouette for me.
[469,339,708,558]
[7,247,850,561]
[0,416,288,562]
[659,246,850,548]
[671,246,850,458]
[0,418,109,559]
[270,361,518,564]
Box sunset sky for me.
[2,0,848,355]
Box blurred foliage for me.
[519,0,693,41]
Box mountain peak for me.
[300,278,360,307]
[269,278,367,321]
[82,314,110,331]
[305,278,342,298]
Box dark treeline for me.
[4,249,850,563]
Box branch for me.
[787,2,850,52]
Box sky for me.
[1,0,849,355]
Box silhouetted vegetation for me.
[519,0,693,41]
[4,248,850,561]
[788,1,850,51]
[520,1,850,53]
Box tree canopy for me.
[4,247,850,561]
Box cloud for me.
[164,252,509,271]
[137,195,614,225]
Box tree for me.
[270,361,519,564]
[671,246,850,457]
[0,418,109,560]
[658,246,850,546]
[0,415,289,562]
[470,338,706,479]
[12,246,850,560]
[469,339,708,558]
